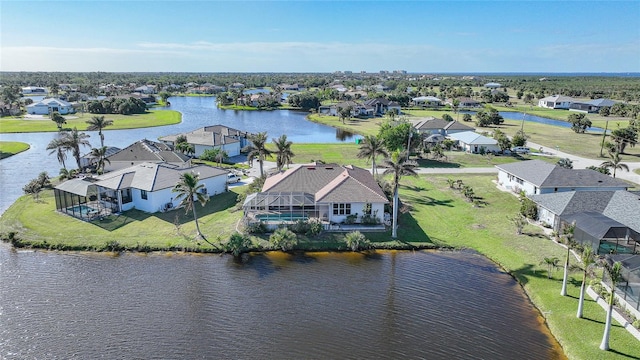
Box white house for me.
[159,125,253,158]
[484,82,502,89]
[22,86,47,95]
[412,96,442,107]
[243,163,388,229]
[538,95,576,109]
[447,131,500,154]
[496,160,629,196]
[54,162,228,218]
[26,98,75,115]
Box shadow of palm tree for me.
[91,192,238,231]
[609,348,640,359]
[510,263,556,286]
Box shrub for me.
[246,221,267,234]
[269,228,298,251]
[345,213,358,224]
[343,231,370,251]
[224,233,252,257]
[306,218,323,236]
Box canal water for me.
[0,96,357,214]
[0,249,565,359]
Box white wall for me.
[328,202,385,224]
[194,142,241,158]
[497,170,538,195]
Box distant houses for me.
[159,125,254,158]
[569,98,617,113]
[22,86,47,95]
[412,96,442,107]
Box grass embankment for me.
[265,142,548,169]
[0,110,182,133]
[307,114,383,137]
[2,174,638,359]
[0,141,30,159]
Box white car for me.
[511,146,530,154]
[227,173,241,183]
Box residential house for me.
[363,98,401,116]
[79,146,122,170]
[243,163,388,229]
[484,82,502,89]
[322,101,375,117]
[101,140,191,172]
[413,118,448,135]
[159,125,254,158]
[448,131,500,154]
[496,160,629,195]
[0,101,21,117]
[54,162,228,219]
[538,95,576,109]
[446,97,481,108]
[230,83,245,89]
[412,96,443,107]
[26,98,75,115]
[444,120,475,134]
[22,86,47,95]
[134,85,156,94]
[569,98,617,113]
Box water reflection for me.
[0,249,565,359]
[336,127,357,141]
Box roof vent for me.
[308,167,315,170]
[325,167,333,170]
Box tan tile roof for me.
[263,164,387,204]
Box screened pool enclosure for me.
[243,192,322,223]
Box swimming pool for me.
[67,205,97,216]
[256,214,308,222]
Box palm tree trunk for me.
[561,247,570,296]
[191,200,212,245]
[100,131,105,148]
[392,185,399,239]
[372,158,377,176]
[259,157,265,178]
[600,297,614,350]
[577,273,587,318]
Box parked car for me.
[511,146,530,154]
[227,173,241,183]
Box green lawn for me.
[0,141,30,159]
[307,114,384,137]
[0,110,182,133]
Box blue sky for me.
[1,1,639,73]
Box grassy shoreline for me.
[0,141,30,159]
[1,174,639,359]
[0,109,182,133]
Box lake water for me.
[0,96,357,214]
[0,248,565,359]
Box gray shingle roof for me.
[496,160,556,186]
[561,211,629,240]
[603,190,640,233]
[159,125,252,147]
[444,121,475,131]
[106,140,190,163]
[94,162,227,192]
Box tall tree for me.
[214,149,229,167]
[246,132,273,178]
[599,261,623,351]
[600,152,629,178]
[51,112,66,130]
[85,115,113,148]
[46,137,68,170]
[575,247,596,318]
[357,135,388,176]
[339,106,352,124]
[560,223,575,296]
[89,146,111,174]
[172,172,210,243]
[273,134,294,171]
[61,127,91,170]
[382,151,418,239]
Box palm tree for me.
[246,132,273,178]
[172,172,210,243]
[560,223,575,296]
[600,261,623,351]
[89,146,111,174]
[273,134,294,171]
[85,115,113,148]
[357,135,388,176]
[47,137,68,170]
[59,168,78,181]
[214,149,228,167]
[541,257,559,279]
[382,151,418,239]
[575,247,596,318]
[600,152,629,178]
[60,127,91,170]
[339,106,352,124]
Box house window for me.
[141,190,147,200]
[333,203,351,215]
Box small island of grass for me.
[0,141,30,159]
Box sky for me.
[1,0,639,73]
